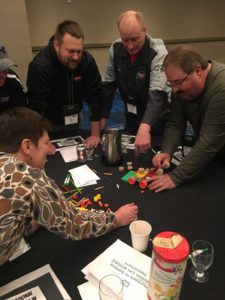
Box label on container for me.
[153,234,183,249]
[148,251,187,300]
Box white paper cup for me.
[129,220,152,252]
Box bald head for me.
[117,11,146,55]
[117,11,146,30]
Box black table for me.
[0,137,225,300]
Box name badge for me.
[127,103,137,115]
[64,114,78,125]
[63,104,79,125]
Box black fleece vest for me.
[113,40,157,122]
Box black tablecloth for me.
[0,135,225,299]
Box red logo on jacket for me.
[74,76,82,81]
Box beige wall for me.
[0,0,225,85]
[26,0,225,75]
[0,0,32,87]
[26,0,225,44]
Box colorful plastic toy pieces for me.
[94,194,102,202]
[122,166,170,190]
[93,193,109,208]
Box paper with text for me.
[78,239,151,300]
[0,264,71,300]
[5,286,46,300]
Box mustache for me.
[70,59,79,63]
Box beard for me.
[59,56,80,70]
[175,90,197,102]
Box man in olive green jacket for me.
[148,46,225,192]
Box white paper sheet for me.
[9,238,31,261]
[78,239,151,300]
[69,164,100,187]
[77,282,99,300]
[5,286,46,300]
[0,264,71,300]
[51,135,84,147]
[57,146,78,163]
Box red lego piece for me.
[139,180,148,189]
[128,177,136,185]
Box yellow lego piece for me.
[94,193,102,202]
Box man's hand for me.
[148,173,176,192]
[86,120,101,148]
[135,123,151,153]
[114,203,138,227]
[152,152,171,169]
[84,135,101,148]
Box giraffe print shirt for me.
[0,153,117,266]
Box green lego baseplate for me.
[121,171,137,183]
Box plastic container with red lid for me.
[147,231,190,300]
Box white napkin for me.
[57,146,78,163]
[69,164,100,187]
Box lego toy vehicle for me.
[122,163,170,189]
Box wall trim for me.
[32,36,225,52]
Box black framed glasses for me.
[166,71,191,88]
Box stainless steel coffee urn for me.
[101,128,123,166]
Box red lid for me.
[153,231,190,263]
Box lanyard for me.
[66,71,74,105]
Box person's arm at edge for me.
[141,37,170,127]
[84,120,101,148]
[83,55,102,147]
[166,96,225,186]
[135,38,170,152]
[26,61,51,114]
[31,171,138,239]
[101,43,118,130]
[8,69,27,107]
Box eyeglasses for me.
[166,71,191,88]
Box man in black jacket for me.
[101,11,170,153]
[27,20,101,147]
[0,42,26,113]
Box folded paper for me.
[69,165,100,187]
[78,239,151,300]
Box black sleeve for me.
[82,58,102,121]
[8,70,27,107]
[14,85,27,107]
[26,61,52,114]
[101,81,117,118]
[142,90,169,126]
